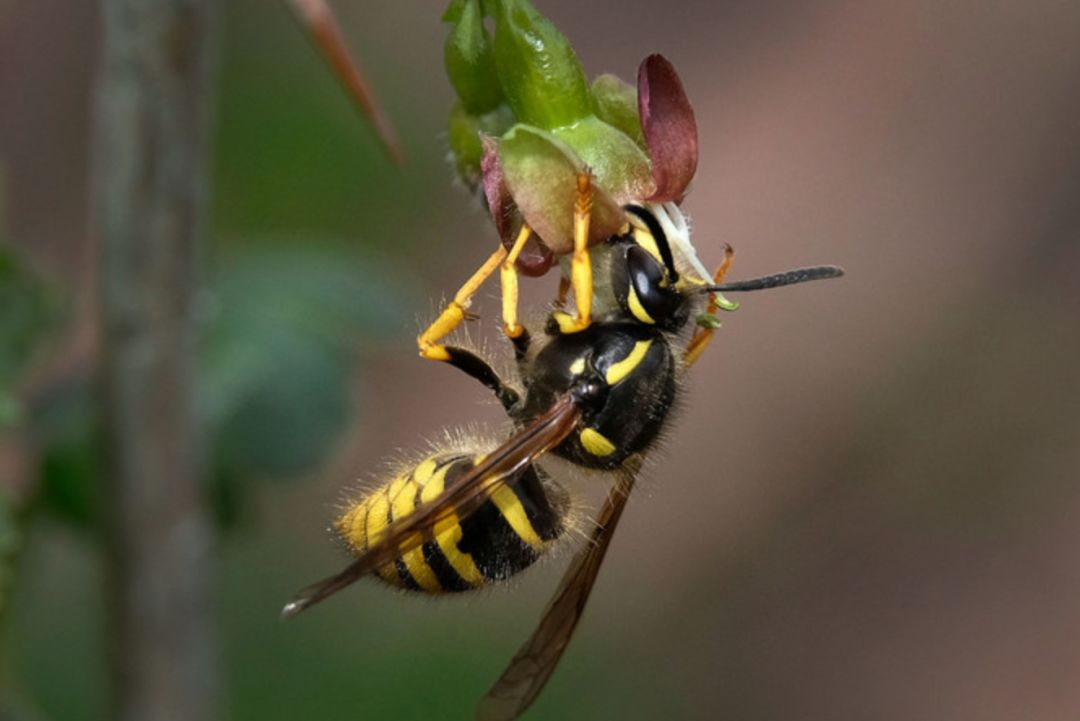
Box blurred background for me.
[2,0,1079,719]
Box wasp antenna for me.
[705,265,844,293]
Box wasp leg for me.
[418,246,508,362]
[500,224,534,340]
[441,346,520,412]
[509,327,531,366]
[684,245,736,368]
[552,173,594,335]
[555,275,571,308]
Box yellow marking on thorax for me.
[569,356,586,375]
[490,485,543,550]
[388,476,441,593]
[580,427,617,457]
[420,460,484,586]
[605,340,652,385]
[627,285,656,324]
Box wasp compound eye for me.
[620,245,685,329]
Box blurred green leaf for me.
[202,243,406,521]
[0,487,18,616]
[34,376,101,530]
[26,243,408,534]
[0,393,19,427]
[0,245,60,429]
[0,697,53,721]
[210,330,351,480]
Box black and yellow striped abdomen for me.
[335,452,566,593]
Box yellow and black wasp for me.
[283,176,842,720]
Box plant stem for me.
[94,2,220,720]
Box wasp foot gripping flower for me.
[444,0,699,274]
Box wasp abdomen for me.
[335,452,566,593]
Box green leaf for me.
[0,487,19,616]
[27,244,409,534]
[498,124,626,254]
[550,115,654,204]
[202,244,407,520]
[34,375,102,530]
[0,392,20,428]
[0,245,60,403]
[210,330,351,480]
[448,101,515,188]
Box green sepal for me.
[551,116,654,204]
[443,0,467,21]
[591,74,645,149]
[492,0,591,130]
[448,102,515,188]
[443,0,498,21]
[498,124,626,254]
[444,0,503,113]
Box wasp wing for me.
[282,394,583,619]
[476,460,641,721]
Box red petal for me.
[638,54,698,202]
[481,136,514,243]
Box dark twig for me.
[286,0,404,163]
[94,2,221,720]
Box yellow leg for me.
[418,245,508,361]
[684,245,736,368]
[553,173,594,335]
[500,224,533,338]
[555,275,571,308]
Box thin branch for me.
[94,2,221,720]
[286,0,404,163]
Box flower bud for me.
[497,124,626,254]
[448,102,515,188]
[491,0,591,130]
[551,117,654,204]
[444,0,504,113]
[591,74,645,149]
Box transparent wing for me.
[281,394,583,619]
[476,460,641,721]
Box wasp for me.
[283,175,843,720]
